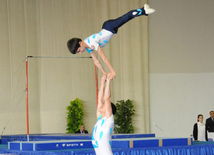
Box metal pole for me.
[25,57,29,141]
[27,56,92,59]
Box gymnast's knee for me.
[102,20,118,34]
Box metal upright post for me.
[26,57,30,141]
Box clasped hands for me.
[103,72,116,80]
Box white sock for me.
[144,4,156,15]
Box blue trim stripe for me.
[86,48,93,53]
[98,115,102,120]
[95,115,102,124]
[137,9,142,15]
[95,126,97,133]
[92,134,95,140]
[100,131,103,140]
[92,144,98,148]
[110,128,113,135]
[101,119,105,127]
[92,127,95,140]
[109,141,112,146]
[103,40,108,44]
[96,140,99,147]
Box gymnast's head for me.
[67,38,86,54]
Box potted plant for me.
[114,99,135,133]
[66,98,84,133]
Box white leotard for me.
[92,114,114,155]
[84,29,113,53]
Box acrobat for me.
[67,4,155,79]
[91,74,116,155]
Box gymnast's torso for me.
[84,29,113,53]
[92,114,114,155]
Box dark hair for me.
[67,38,82,54]
[111,102,117,115]
[210,111,214,114]
[197,114,203,122]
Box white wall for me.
[150,73,214,137]
[149,0,214,137]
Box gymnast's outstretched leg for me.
[102,4,156,34]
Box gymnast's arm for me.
[96,75,106,119]
[90,51,107,76]
[104,77,112,118]
[97,46,116,79]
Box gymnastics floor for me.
[0,133,214,154]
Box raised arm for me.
[96,75,106,119]
[97,46,116,79]
[104,76,112,118]
[90,51,107,76]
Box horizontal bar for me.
[26,56,92,59]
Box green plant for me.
[114,99,135,133]
[66,98,84,133]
